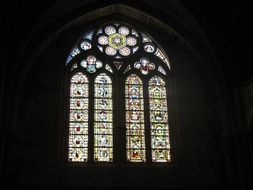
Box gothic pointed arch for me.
[65,21,171,163]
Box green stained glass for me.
[94,73,113,162]
[125,74,146,162]
[96,24,139,57]
[109,33,126,49]
[149,76,171,162]
[68,72,89,162]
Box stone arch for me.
[4,1,231,189]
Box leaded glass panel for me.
[149,76,171,162]
[68,72,89,162]
[66,22,172,165]
[94,73,113,162]
[125,74,146,162]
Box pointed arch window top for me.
[66,22,171,71]
[65,22,173,164]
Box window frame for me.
[63,20,175,167]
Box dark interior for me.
[1,0,252,189]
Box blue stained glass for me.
[84,30,94,40]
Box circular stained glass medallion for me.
[96,23,140,58]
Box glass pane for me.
[94,148,113,162]
[125,74,146,162]
[68,148,88,162]
[70,99,89,110]
[94,98,113,110]
[105,64,113,73]
[69,135,88,147]
[94,122,113,135]
[70,84,89,97]
[94,73,113,162]
[96,23,140,58]
[69,123,88,135]
[68,72,89,162]
[149,76,171,162]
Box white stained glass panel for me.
[118,26,130,36]
[94,73,113,162]
[119,47,131,56]
[105,26,116,35]
[68,72,89,162]
[105,46,117,56]
[98,36,109,45]
[126,37,137,46]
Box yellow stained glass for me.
[149,76,171,162]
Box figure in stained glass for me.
[94,73,113,162]
[68,73,89,162]
[125,74,146,162]
[66,22,172,164]
[149,76,171,162]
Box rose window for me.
[96,24,139,58]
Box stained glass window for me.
[149,76,171,162]
[68,72,89,162]
[80,55,102,73]
[66,22,172,165]
[94,73,113,162]
[96,24,140,59]
[158,66,167,75]
[125,74,146,162]
[134,57,155,75]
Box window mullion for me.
[89,75,94,163]
[143,79,152,163]
[116,75,125,164]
